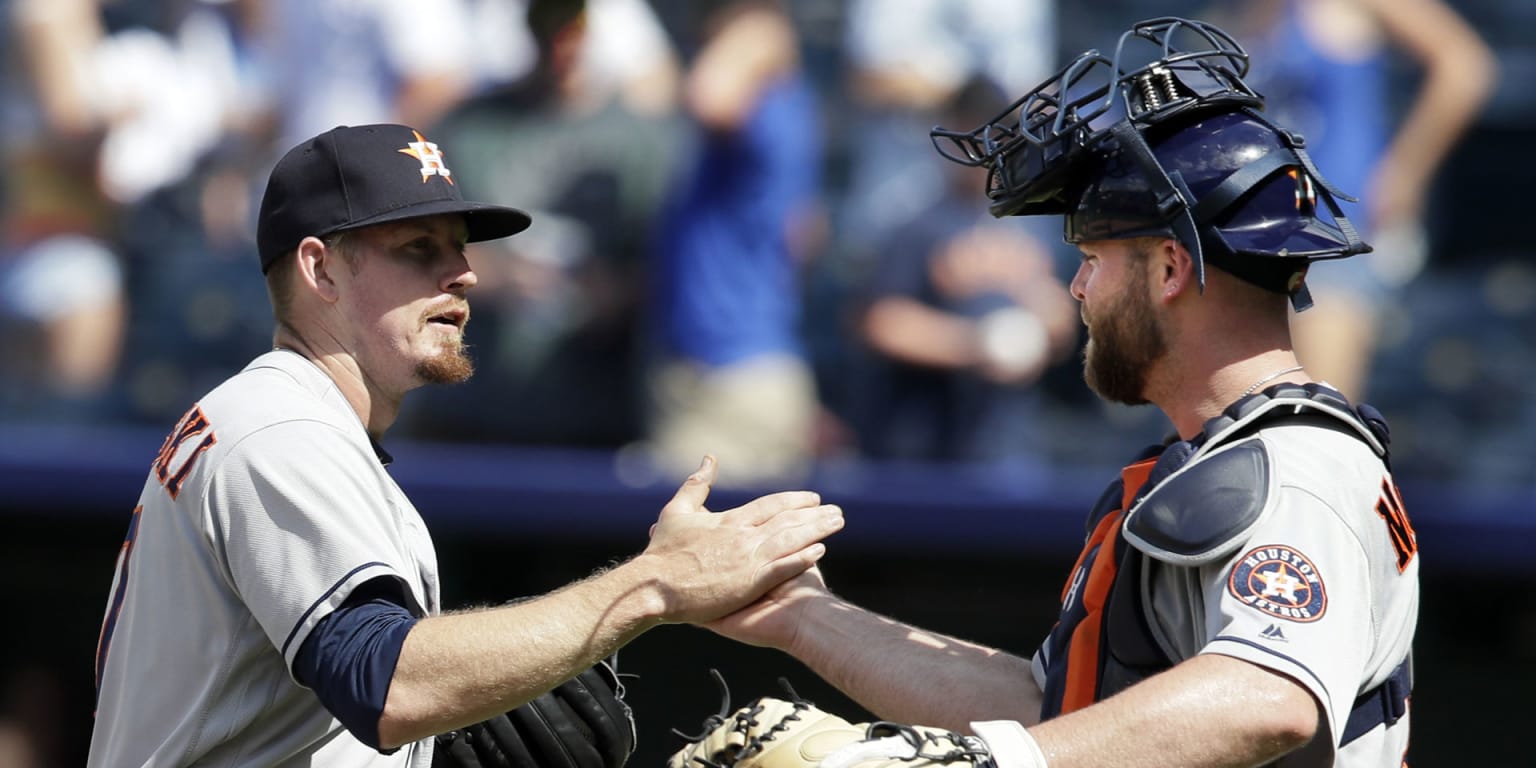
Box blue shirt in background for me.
[653,75,822,367]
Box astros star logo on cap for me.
[398,129,453,184]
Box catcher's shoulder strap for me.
[1121,382,1390,566]
[1197,382,1389,461]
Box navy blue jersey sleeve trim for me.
[1209,634,1328,693]
[294,577,419,752]
[280,560,393,658]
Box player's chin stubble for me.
[1082,274,1164,406]
[417,343,475,384]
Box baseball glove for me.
[667,682,994,768]
[434,656,636,768]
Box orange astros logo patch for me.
[1228,545,1327,623]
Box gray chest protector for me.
[1094,383,1407,745]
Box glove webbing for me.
[865,723,996,768]
[730,699,813,764]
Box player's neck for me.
[1155,351,1311,439]
[271,328,402,440]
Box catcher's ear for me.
[1155,238,1195,302]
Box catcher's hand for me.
[434,657,636,768]
[668,695,995,768]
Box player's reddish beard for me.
[416,305,475,384]
[1082,261,1167,405]
[417,343,474,384]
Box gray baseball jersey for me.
[1145,422,1415,766]
[1031,394,1418,767]
[90,349,440,767]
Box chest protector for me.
[1036,383,1407,743]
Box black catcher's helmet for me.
[930,17,1370,308]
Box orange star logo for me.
[398,130,453,184]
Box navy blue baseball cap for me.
[256,123,532,273]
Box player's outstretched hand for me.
[640,456,843,625]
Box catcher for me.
[672,17,1416,768]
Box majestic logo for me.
[398,130,454,184]
[1260,624,1288,642]
[1228,545,1327,623]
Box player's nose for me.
[1069,263,1089,302]
[444,254,478,293]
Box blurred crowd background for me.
[1,0,1534,765]
[5,0,1534,486]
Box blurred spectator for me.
[641,0,824,486]
[2,0,283,425]
[398,0,683,446]
[1225,0,1497,400]
[14,0,260,206]
[856,218,1078,462]
[463,0,681,115]
[72,0,281,425]
[0,0,127,420]
[0,145,124,421]
[834,0,1056,264]
[851,80,1078,462]
[1056,0,1207,62]
[262,0,477,147]
[112,147,282,424]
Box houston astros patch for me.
[1228,545,1327,622]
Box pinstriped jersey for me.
[1031,396,1418,767]
[89,350,439,767]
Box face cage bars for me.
[929,17,1263,208]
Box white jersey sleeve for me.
[1192,423,1418,767]
[209,418,437,672]
[89,351,438,767]
[1201,488,1373,739]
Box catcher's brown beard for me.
[1082,263,1165,406]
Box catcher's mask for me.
[930,17,1370,310]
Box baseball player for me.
[88,123,844,767]
[678,18,1418,768]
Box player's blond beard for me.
[1083,253,1166,405]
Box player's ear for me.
[1154,237,1196,302]
[297,236,340,303]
